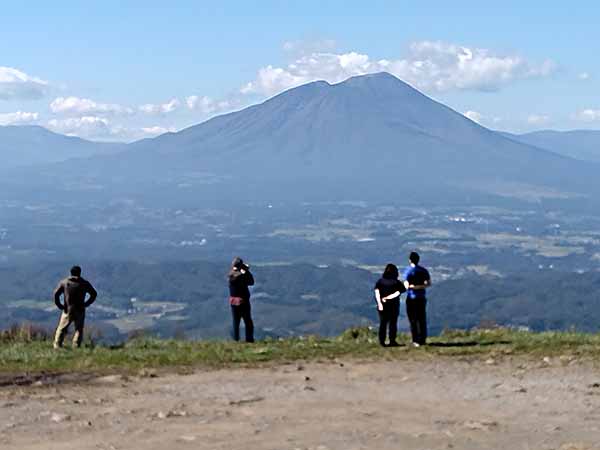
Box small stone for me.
[464,420,498,430]
[542,357,551,365]
[50,413,71,423]
[156,411,167,420]
[166,410,187,418]
[138,368,158,378]
[96,375,125,384]
[485,358,496,365]
[304,376,311,381]
[229,397,265,406]
[179,435,197,442]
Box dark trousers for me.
[231,302,254,342]
[406,298,427,345]
[378,299,399,346]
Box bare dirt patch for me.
[1,358,600,450]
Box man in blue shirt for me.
[403,252,431,347]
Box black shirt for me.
[228,270,255,300]
[54,276,97,311]
[374,277,406,300]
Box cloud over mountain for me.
[185,95,232,114]
[574,109,600,122]
[47,116,118,139]
[241,41,555,96]
[0,66,48,100]
[50,96,134,116]
[0,111,39,126]
[139,98,180,114]
[141,125,176,136]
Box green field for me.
[2,326,600,377]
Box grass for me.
[2,325,600,376]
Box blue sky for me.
[1,1,599,141]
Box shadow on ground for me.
[427,340,512,348]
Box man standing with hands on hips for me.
[403,252,431,347]
[53,265,97,349]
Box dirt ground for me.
[1,356,600,450]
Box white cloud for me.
[185,95,231,114]
[574,109,600,122]
[0,66,48,100]
[50,96,133,116]
[46,116,118,139]
[0,111,39,125]
[241,41,556,96]
[527,114,550,125]
[141,126,176,136]
[139,98,180,114]
[464,110,484,124]
[578,72,591,80]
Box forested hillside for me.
[1,261,599,341]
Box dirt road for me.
[1,356,600,450]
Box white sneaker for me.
[412,342,420,348]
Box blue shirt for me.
[403,265,431,300]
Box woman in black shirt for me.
[374,264,406,347]
[228,257,255,342]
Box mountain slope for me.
[502,129,600,162]
[0,125,125,168]
[3,73,599,204]
[111,72,595,199]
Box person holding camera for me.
[228,257,255,342]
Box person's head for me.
[70,265,82,277]
[409,252,420,265]
[382,263,399,280]
[231,256,247,270]
[229,257,248,279]
[230,256,249,273]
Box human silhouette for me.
[53,265,97,349]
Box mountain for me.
[0,125,125,168]
[501,129,600,162]
[2,73,599,205]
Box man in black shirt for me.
[53,265,97,349]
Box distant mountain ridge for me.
[501,129,600,162]
[0,125,125,168]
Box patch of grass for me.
[2,326,600,376]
